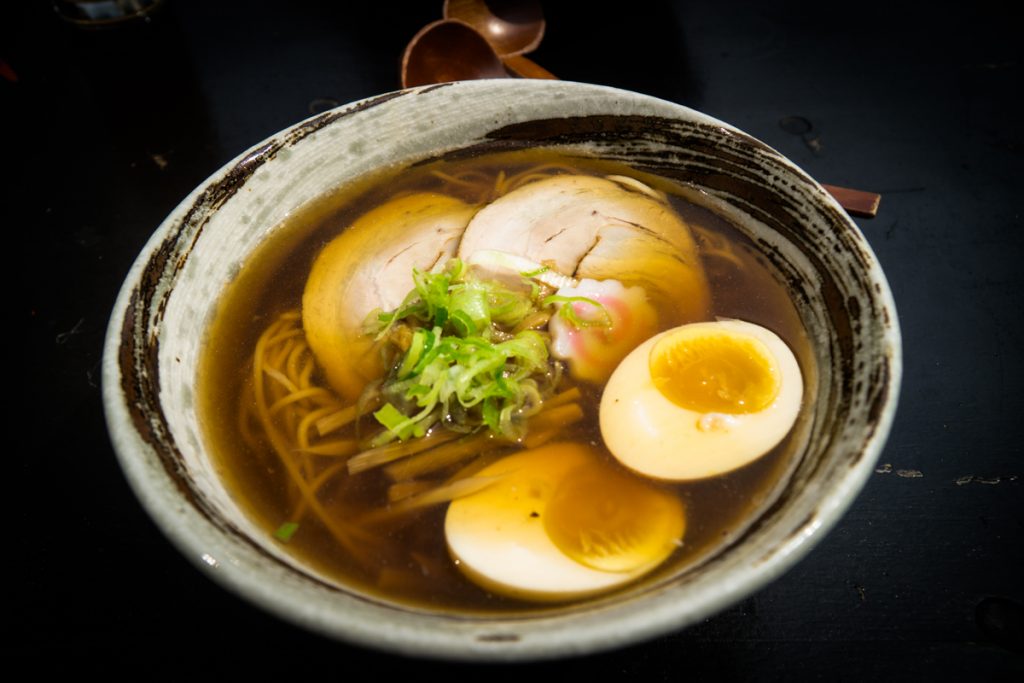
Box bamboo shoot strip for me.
[388,480,435,502]
[348,428,460,474]
[384,431,499,481]
[527,402,584,433]
[358,475,504,525]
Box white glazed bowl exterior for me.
[103,80,901,661]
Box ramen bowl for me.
[103,80,900,660]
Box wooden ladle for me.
[441,0,554,77]
[401,19,509,88]
[443,0,545,57]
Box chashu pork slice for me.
[456,174,711,327]
[303,192,477,402]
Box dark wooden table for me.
[10,0,1022,676]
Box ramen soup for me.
[199,149,815,612]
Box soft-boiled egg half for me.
[600,319,803,481]
[445,442,684,602]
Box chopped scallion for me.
[369,260,562,442]
[542,294,613,329]
[274,522,299,542]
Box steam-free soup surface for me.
[198,149,813,613]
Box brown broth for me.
[198,149,814,614]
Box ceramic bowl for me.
[103,80,900,661]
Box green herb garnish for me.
[367,260,560,445]
[274,522,300,543]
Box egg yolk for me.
[649,327,781,415]
[544,462,684,573]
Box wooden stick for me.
[822,184,881,218]
[503,55,557,80]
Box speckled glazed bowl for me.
[103,80,900,661]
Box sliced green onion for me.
[398,329,426,379]
[450,309,477,337]
[542,294,613,329]
[274,522,299,542]
[374,402,416,440]
[370,259,562,441]
[482,396,500,432]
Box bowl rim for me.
[102,79,902,661]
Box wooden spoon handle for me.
[821,184,881,218]
[502,55,558,80]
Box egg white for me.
[600,319,803,481]
[445,442,683,602]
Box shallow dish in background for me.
[102,80,900,660]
